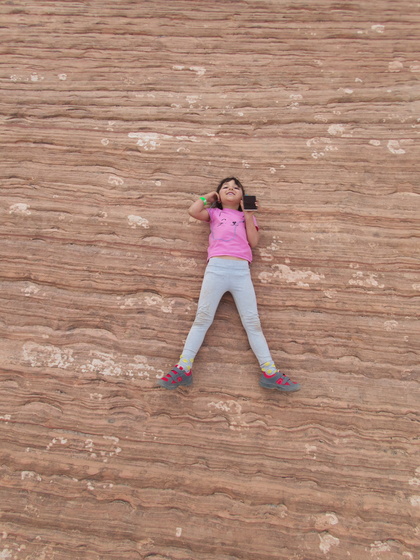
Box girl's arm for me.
[243,211,259,248]
[241,198,260,248]
[188,191,219,222]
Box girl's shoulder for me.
[207,207,222,219]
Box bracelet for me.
[199,196,207,206]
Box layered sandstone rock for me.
[0,1,419,559]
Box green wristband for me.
[199,196,207,206]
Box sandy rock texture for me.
[1,1,419,559]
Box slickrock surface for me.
[1,1,419,559]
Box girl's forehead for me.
[223,180,239,188]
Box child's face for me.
[219,180,243,207]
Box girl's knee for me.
[241,312,263,333]
[193,306,214,328]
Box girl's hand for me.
[203,191,219,205]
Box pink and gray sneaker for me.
[158,366,193,389]
[259,371,301,392]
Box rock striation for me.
[0,1,419,559]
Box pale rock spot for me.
[409,495,420,506]
[46,437,68,451]
[208,400,248,431]
[108,175,124,186]
[21,471,42,482]
[190,66,206,77]
[31,73,44,82]
[388,60,404,72]
[387,140,406,154]
[307,137,338,159]
[315,512,339,531]
[258,237,283,262]
[119,296,139,309]
[174,257,197,271]
[127,215,149,229]
[349,271,385,289]
[9,203,31,216]
[144,294,175,313]
[319,533,340,554]
[324,290,337,299]
[80,351,159,379]
[176,135,199,142]
[259,264,325,287]
[371,24,385,33]
[103,435,119,444]
[186,95,199,105]
[23,284,41,297]
[23,342,74,369]
[328,124,345,136]
[370,541,391,555]
[128,132,171,150]
[80,353,123,377]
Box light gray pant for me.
[182,258,273,366]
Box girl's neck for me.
[221,203,240,211]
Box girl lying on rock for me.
[158,177,300,392]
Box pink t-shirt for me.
[207,207,258,263]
